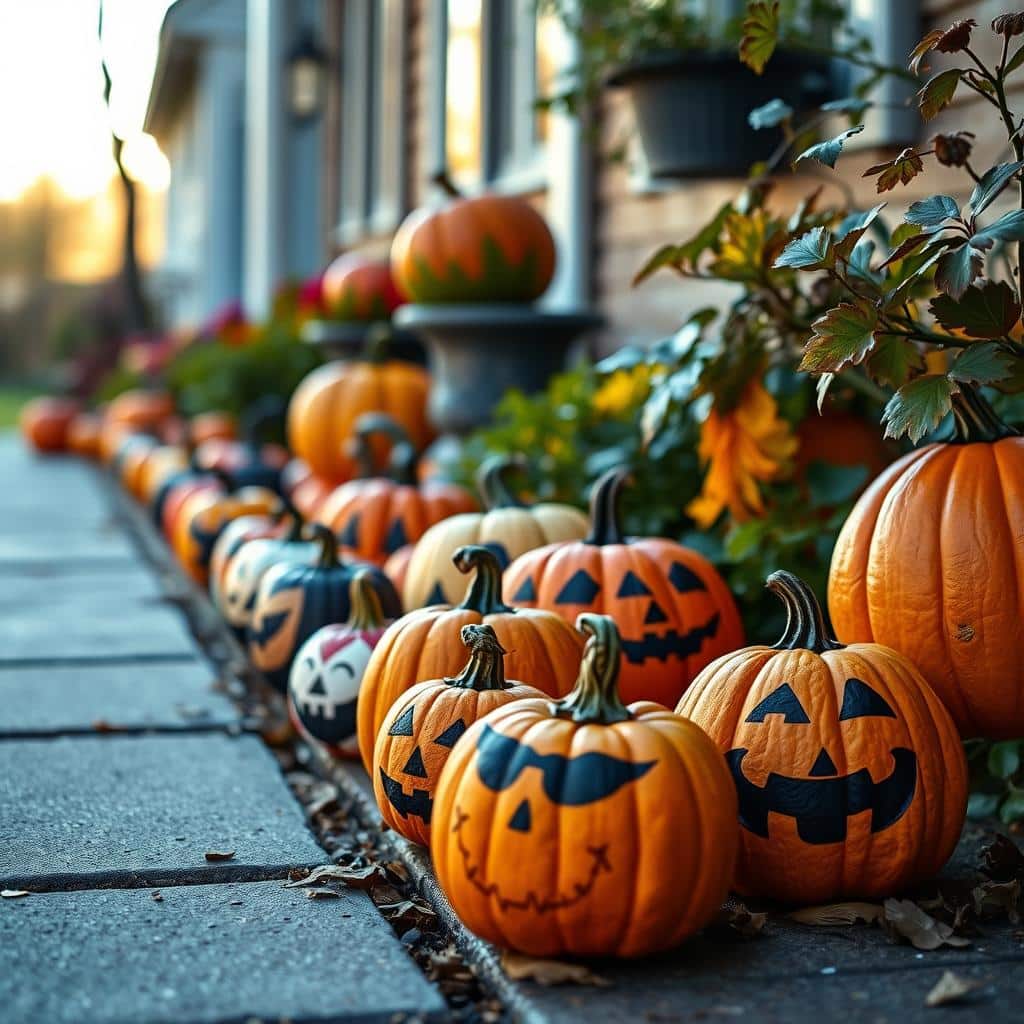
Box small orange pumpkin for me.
[432,613,738,958]
[321,252,404,321]
[374,624,544,846]
[503,466,745,707]
[189,410,238,445]
[677,571,967,905]
[67,411,103,459]
[208,508,286,615]
[316,414,476,565]
[391,174,556,303]
[20,397,80,454]
[401,456,589,609]
[828,386,1024,739]
[357,545,585,774]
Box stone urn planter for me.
[393,304,602,439]
[300,319,425,364]
[607,50,831,179]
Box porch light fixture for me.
[287,26,328,119]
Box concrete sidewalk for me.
[0,437,444,1024]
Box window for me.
[337,0,406,242]
[436,0,560,192]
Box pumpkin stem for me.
[431,169,462,199]
[550,614,631,724]
[475,456,529,510]
[445,624,510,691]
[346,569,387,631]
[351,413,417,484]
[363,323,393,364]
[274,493,305,542]
[767,571,844,653]
[307,523,340,568]
[950,385,1019,443]
[453,545,515,614]
[585,466,630,546]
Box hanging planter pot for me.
[607,50,832,180]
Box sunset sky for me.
[0,0,174,201]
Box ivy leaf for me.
[948,342,1016,384]
[973,209,1024,244]
[867,334,925,389]
[906,195,960,227]
[739,1,779,74]
[774,226,832,269]
[917,69,961,121]
[748,98,792,129]
[881,375,958,443]
[795,125,865,169]
[864,148,925,193]
[934,243,983,300]
[799,300,879,374]
[632,244,686,286]
[969,161,1024,216]
[929,281,1022,338]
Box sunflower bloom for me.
[687,381,798,528]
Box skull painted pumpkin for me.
[287,571,392,759]
[431,614,739,958]
[503,466,744,707]
[676,571,968,905]
[315,413,476,565]
[374,623,544,846]
[356,544,584,774]
[248,524,401,692]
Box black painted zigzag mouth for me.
[620,613,720,665]
[726,747,917,845]
[379,767,433,823]
[296,699,358,745]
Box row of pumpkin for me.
[19,372,1022,958]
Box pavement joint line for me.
[0,653,206,669]
[0,721,252,741]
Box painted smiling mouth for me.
[378,768,433,823]
[726,747,917,845]
[619,613,720,665]
[452,807,611,914]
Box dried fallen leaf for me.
[883,899,971,950]
[789,902,883,926]
[925,970,982,1007]
[972,879,1021,923]
[91,719,123,733]
[151,890,163,902]
[500,951,611,987]
[204,850,236,862]
[1,890,29,899]
[981,834,1024,881]
[305,887,342,900]
[708,898,767,938]
[283,863,384,890]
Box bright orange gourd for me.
[20,397,80,454]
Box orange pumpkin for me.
[391,174,556,303]
[208,508,287,614]
[356,545,585,773]
[383,544,416,594]
[374,624,544,846]
[829,386,1024,739]
[20,397,80,454]
[401,456,589,609]
[316,414,476,565]
[287,335,434,480]
[503,466,745,707]
[67,411,103,459]
[99,390,175,463]
[136,445,190,505]
[432,614,738,958]
[678,571,967,905]
[189,410,237,445]
[171,484,279,586]
[321,252,404,321]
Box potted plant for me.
[538,0,886,179]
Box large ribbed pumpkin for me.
[432,614,738,958]
[287,334,433,480]
[678,571,967,905]
[373,624,544,847]
[357,545,584,773]
[21,397,80,454]
[316,414,476,565]
[503,466,744,707]
[829,387,1024,739]
[401,456,589,609]
[322,253,404,321]
[391,175,556,303]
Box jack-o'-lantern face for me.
[248,575,305,673]
[289,630,374,756]
[445,724,656,911]
[726,676,917,846]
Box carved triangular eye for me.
[402,747,427,778]
[839,678,896,720]
[555,569,600,604]
[745,683,810,724]
[617,571,652,597]
[508,799,531,832]
[644,601,668,624]
[433,719,466,748]
[339,514,360,548]
[389,705,415,736]
[512,577,536,602]
[425,582,446,605]
[384,519,408,553]
[668,561,707,594]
